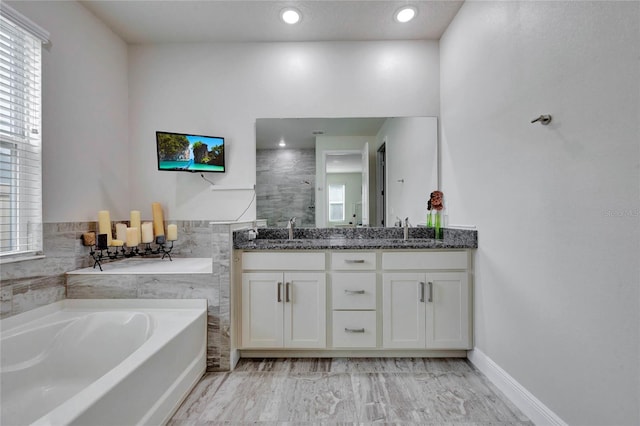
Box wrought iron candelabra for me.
[89,235,174,271]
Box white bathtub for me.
[0,299,207,426]
[67,257,213,275]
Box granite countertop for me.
[233,227,477,251]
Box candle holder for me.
[89,235,174,271]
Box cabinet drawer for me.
[382,251,468,270]
[242,252,325,270]
[331,252,376,270]
[332,273,376,310]
[332,311,377,348]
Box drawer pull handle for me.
[428,281,433,303]
[345,327,365,333]
[285,282,291,303]
[344,289,365,295]
[277,282,282,302]
[420,282,425,302]
[344,259,365,264]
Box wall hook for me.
[531,114,552,125]
[397,179,405,183]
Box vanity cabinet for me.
[382,252,471,350]
[241,253,326,349]
[237,249,473,354]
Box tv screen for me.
[156,131,225,173]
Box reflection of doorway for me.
[376,142,386,227]
[323,151,366,227]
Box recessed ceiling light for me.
[395,6,417,23]
[281,8,301,25]
[279,140,286,147]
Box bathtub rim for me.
[1,298,207,332]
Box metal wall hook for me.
[531,114,552,125]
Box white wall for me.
[128,41,439,221]
[440,1,639,425]
[379,117,438,226]
[8,1,129,222]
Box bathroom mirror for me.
[256,117,438,228]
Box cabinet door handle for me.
[420,282,425,302]
[344,259,365,264]
[277,282,282,302]
[345,328,365,333]
[285,282,291,303]
[344,289,365,295]
[428,281,433,303]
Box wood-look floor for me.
[169,358,532,425]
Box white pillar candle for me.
[126,227,139,247]
[166,224,178,241]
[141,222,154,243]
[130,210,141,242]
[111,239,124,247]
[151,202,165,236]
[115,223,127,242]
[97,210,112,246]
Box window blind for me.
[0,5,47,258]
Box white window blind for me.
[0,5,48,258]
[328,184,345,222]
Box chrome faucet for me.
[403,217,410,241]
[288,217,296,240]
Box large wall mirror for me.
[256,117,438,228]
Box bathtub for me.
[0,299,207,426]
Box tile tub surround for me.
[169,358,532,425]
[233,227,478,250]
[0,220,217,319]
[0,222,96,319]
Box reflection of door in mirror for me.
[324,151,365,227]
[316,133,373,227]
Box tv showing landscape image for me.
[156,131,225,173]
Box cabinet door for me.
[424,272,471,349]
[382,273,425,348]
[241,272,284,348]
[284,272,326,348]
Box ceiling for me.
[80,0,464,44]
[256,117,386,149]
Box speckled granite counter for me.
[233,227,477,250]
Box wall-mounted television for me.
[156,131,225,173]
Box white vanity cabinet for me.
[237,248,473,354]
[241,253,326,349]
[382,252,472,350]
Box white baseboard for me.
[467,348,567,426]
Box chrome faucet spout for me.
[403,217,410,241]
[288,217,296,240]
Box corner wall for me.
[7,0,130,222]
[440,1,640,424]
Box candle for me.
[111,239,124,247]
[97,210,112,246]
[141,222,154,243]
[151,202,165,236]
[115,223,127,242]
[126,227,139,247]
[167,224,178,241]
[130,210,141,242]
